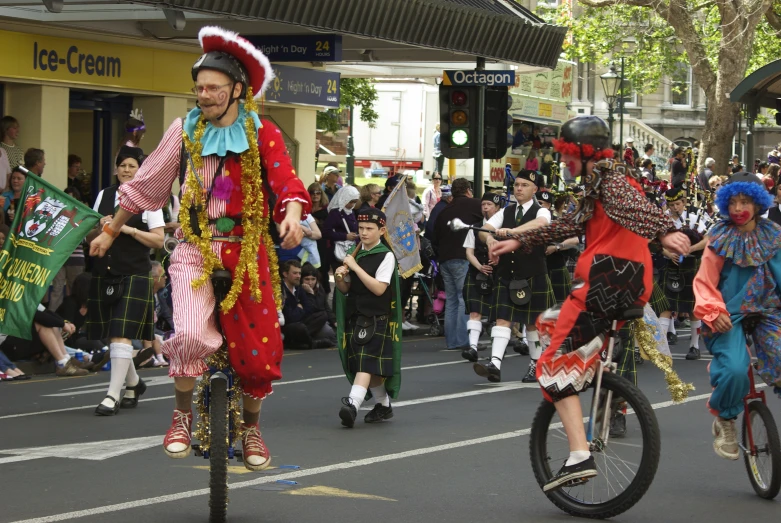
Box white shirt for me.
[94,189,166,230]
[486,199,551,230]
[463,218,488,249]
[344,241,396,284]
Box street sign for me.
[442,70,516,87]
[266,64,340,109]
[245,35,342,62]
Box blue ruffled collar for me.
[183,104,261,157]
[708,218,781,267]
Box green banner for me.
[0,173,101,339]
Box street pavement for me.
[1,327,779,523]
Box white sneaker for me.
[403,321,419,330]
[712,418,740,460]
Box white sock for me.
[670,318,677,335]
[370,385,390,407]
[566,450,591,467]
[467,319,482,349]
[690,320,702,349]
[155,353,166,363]
[348,384,368,410]
[659,317,671,335]
[527,329,542,361]
[102,342,133,408]
[489,326,512,370]
[522,324,528,344]
[57,356,71,367]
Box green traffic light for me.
[451,129,469,146]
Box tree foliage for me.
[317,78,379,134]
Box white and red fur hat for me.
[198,26,274,100]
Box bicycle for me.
[191,269,244,523]
[529,306,661,519]
[739,313,781,500]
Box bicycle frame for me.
[586,319,619,445]
[741,363,767,457]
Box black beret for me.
[481,192,502,205]
[516,169,539,184]
[537,191,553,203]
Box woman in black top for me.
[308,182,332,293]
[86,146,164,415]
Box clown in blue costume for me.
[693,172,781,461]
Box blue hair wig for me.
[715,180,774,217]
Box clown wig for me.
[715,178,774,218]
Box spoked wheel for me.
[529,372,661,519]
[209,376,229,523]
[742,401,781,499]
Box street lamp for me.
[600,65,621,147]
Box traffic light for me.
[439,85,478,159]
[483,86,513,160]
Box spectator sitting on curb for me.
[280,260,316,350]
[300,262,338,348]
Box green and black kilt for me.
[87,273,155,341]
[660,259,698,314]
[463,268,494,318]
[548,265,572,303]
[345,316,394,377]
[648,280,669,317]
[615,323,638,387]
[491,275,555,326]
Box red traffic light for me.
[451,90,467,106]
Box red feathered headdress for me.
[552,138,614,161]
[198,26,274,99]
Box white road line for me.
[8,387,743,523]
[0,358,492,420]
[358,381,539,410]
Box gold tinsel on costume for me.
[193,349,244,452]
[632,318,695,403]
[179,87,282,312]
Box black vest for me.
[346,250,393,318]
[768,206,781,227]
[546,216,568,270]
[473,227,490,266]
[93,185,151,276]
[497,202,547,281]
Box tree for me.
[539,0,781,170]
[317,78,379,134]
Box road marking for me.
[0,436,161,465]
[43,376,175,397]
[0,358,492,420]
[359,381,539,410]
[192,465,260,475]
[7,387,740,523]
[282,486,396,501]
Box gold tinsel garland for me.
[193,349,244,452]
[632,318,695,403]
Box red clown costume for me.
[116,27,310,465]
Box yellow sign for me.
[0,30,200,95]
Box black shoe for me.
[514,340,529,355]
[133,347,155,369]
[94,395,120,416]
[685,347,701,360]
[339,397,357,428]
[543,456,597,492]
[461,347,478,362]
[609,412,627,437]
[473,360,501,382]
[521,361,538,383]
[120,378,147,409]
[667,332,678,345]
[364,403,394,423]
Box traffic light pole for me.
[473,57,485,199]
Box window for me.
[618,78,637,107]
[670,63,691,106]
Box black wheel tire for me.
[209,377,229,523]
[529,372,661,519]
[404,310,412,321]
[429,324,441,337]
[742,401,781,500]
[427,313,438,325]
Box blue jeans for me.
[440,259,469,349]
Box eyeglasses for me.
[432,177,442,181]
[191,82,232,95]
[310,190,322,195]
[372,191,382,196]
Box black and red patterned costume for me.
[513,160,675,402]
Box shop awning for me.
[129,0,567,68]
[730,59,781,108]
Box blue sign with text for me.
[245,35,342,62]
[266,64,340,109]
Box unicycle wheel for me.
[742,401,781,499]
[529,372,661,518]
[209,376,229,523]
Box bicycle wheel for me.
[209,376,229,523]
[742,401,781,500]
[529,372,661,519]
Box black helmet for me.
[558,116,611,156]
[192,51,249,98]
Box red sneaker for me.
[241,423,271,471]
[163,409,192,458]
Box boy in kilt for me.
[474,170,555,383]
[334,208,403,427]
[461,192,503,363]
[538,190,579,303]
[658,188,708,359]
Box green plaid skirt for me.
[492,275,555,326]
[345,316,394,377]
[649,280,669,317]
[464,268,494,317]
[87,273,155,341]
[660,262,698,314]
[548,265,572,304]
[615,323,638,387]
